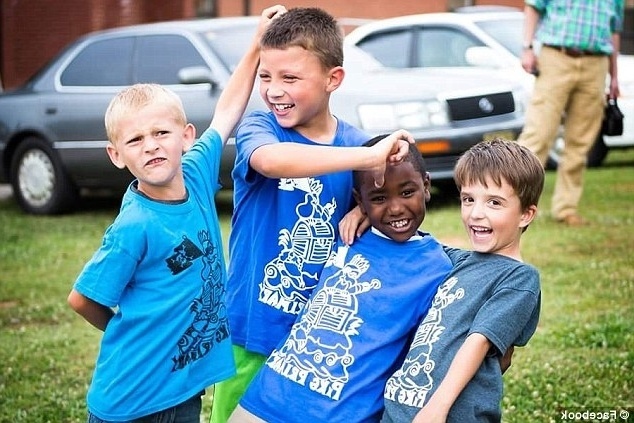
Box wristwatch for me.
[523,42,533,50]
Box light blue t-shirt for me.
[73,128,235,420]
[226,110,369,356]
[383,248,541,423]
[240,230,452,422]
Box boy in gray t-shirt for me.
[381,139,544,422]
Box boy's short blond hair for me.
[260,7,344,70]
[104,83,187,144]
[454,138,545,211]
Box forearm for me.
[251,143,379,178]
[210,40,259,142]
[608,33,620,98]
[414,333,491,422]
[67,289,114,331]
[523,5,540,46]
[211,5,286,142]
[251,128,413,178]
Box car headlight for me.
[357,100,448,132]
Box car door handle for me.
[45,106,57,115]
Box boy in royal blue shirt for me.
[212,8,414,422]
[230,137,452,423]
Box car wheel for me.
[9,136,78,214]
[546,132,607,170]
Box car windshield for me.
[473,17,524,58]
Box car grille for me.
[446,92,515,121]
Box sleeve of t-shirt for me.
[73,221,142,307]
[234,111,281,186]
[183,126,222,194]
[469,264,541,354]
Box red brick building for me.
[0,0,632,90]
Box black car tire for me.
[546,132,608,170]
[9,136,78,215]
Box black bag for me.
[602,97,624,136]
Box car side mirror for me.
[464,46,506,69]
[178,66,218,88]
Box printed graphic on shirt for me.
[167,231,229,371]
[384,276,464,407]
[266,250,381,401]
[259,177,337,315]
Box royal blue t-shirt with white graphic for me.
[226,111,369,355]
[240,229,452,422]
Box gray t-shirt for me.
[382,248,541,423]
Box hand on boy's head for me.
[387,129,416,164]
[370,129,415,188]
[256,5,287,36]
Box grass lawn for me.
[1,149,632,422]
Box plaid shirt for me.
[527,0,625,54]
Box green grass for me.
[1,150,633,422]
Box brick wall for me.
[0,0,196,90]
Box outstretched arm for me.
[251,128,414,181]
[413,333,491,423]
[210,5,286,142]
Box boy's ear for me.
[106,143,126,169]
[423,172,432,203]
[182,123,196,153]
[352,188,366,214]
[519,204,538,229]
[326,66,345,93]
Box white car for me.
[346,7,634,167]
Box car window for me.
[415,27,482,67]
[135,35,208,84]
[355,29,412,68]
[202,25,256,71]
[60,37,134,86]
[474,18,524,58]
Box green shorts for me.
[210,345,267,423]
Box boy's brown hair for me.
[453,138,544,211]
[260,7,344,70]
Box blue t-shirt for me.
[73,128,235,420]
[226,111,369,355]
[382,248,541,423]
[240,229,452,423]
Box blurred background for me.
[1,0,633,91]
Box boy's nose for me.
[387,198,404,214]
[469,201,486,218]
[143,136,160,151]
[266,82,284,98]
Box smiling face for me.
[459,175,536,260]
[106,102,195,201]
[354,161,431,243]
[258,46,343,137]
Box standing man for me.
[517,0,624,226]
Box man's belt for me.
[544,44,607,58]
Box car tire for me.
[9,136,78,215]
[546,132,607,170]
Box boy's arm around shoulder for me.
[413,333,491,423]
[209,5,286,143]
